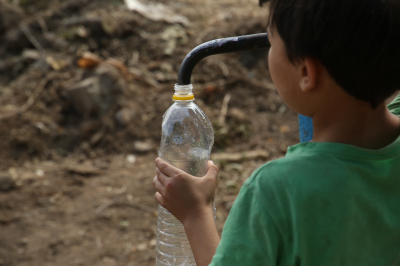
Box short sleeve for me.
[209,180,282,266]
[387,94,400,116]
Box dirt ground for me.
[0,0,299,265]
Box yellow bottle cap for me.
[172,94,195,100]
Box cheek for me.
[268,48,286,91]
[268,49,299,110]
[268,49,277,80]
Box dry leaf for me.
[78,52,102,69]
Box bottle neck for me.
[173,84,194,101]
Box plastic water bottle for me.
[157,84,214,266]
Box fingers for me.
[156,167,169,185]
[205,160,219,180]
[155,158,181,177]
[155,192,165,206]
[153,175,165,194]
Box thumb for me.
[205,160,219,180]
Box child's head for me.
[260,0,400,108]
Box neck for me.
[312,99,400,149]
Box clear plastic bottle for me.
[157,84,214,266]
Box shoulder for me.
[246,152,340,188]
[242,151,346,206]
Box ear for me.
[299,57,318,92]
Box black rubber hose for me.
[177,33,270,85]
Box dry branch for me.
[19,23,45,57]
[95,199,157,215]
[196,77,275,92]
[211,149,270,162]
[218,93,231,125]
[0,73,54,121]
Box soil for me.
[0,0,299,265]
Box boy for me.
[153,0,400,265]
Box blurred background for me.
[0,0,299,265]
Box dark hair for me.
[260,0,400,107]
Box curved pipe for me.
[177,33,270,85]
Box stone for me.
[94,65,124,111]
[133,140,154,153]
[115,108,136,126]
[67,77,100,118]
[0,174,16,192]
[22,49,40,60]
[66,64,124,118]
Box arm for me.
[153,158,220,266]
[183,207,220,266]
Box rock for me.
[136,242,148,251]
[95,64,124,110]
[279,125,290,133]
[67,77,100,118]
[116,108,137,126]
[22,49,40,60]
[149,239,156,246]
[126,154,137,164]
[0,174,16,192]
[133,140,154,153]
[66,64,124,118]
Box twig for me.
[0,73,53,121]
[19,23,45,57]
[95,236,103,249]
[115,199,157,214]
[95,200,115,214]
[62,17,102,27]
[196,79,228,90]
[218,93,231,125]
[277,104,287,117]
[36,16,49,35]
[196,77,275,92]
[128,67,160,89]
[211,149,270,162]
[218,61,229,77]
[116,184,128,195]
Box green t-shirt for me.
[210,94,400,266]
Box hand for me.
[153,157,219,226]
